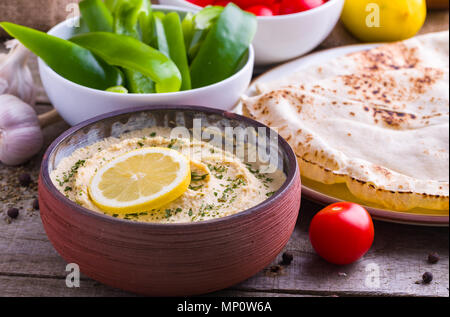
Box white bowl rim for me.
[40,4,255,98]
[172,0,343,21]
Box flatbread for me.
[242,32,449,211]
[256,31,449,93]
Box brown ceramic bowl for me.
[38,106,301,296]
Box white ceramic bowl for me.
[38,5,254,126]
[160,0,344,65]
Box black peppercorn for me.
[7,208,19,219]
[18,173,32,187]
[281,252,294,265]
[270,265,282,273]
[427,252,439,264]
[32,198,39,210]
[264,264,284,277]
[422,272,433,284]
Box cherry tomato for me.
[214,0,233,7]
[233,0,277,8]
[187,0,215,7]
[309,202,374,265]
[246,5,274,16]
[271,2,281,15]
[279,0,325,15]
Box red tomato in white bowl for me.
[279,0,325,14]
[246,5,274,16]
[309,202,374,265]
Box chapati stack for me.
[242,31,449,211]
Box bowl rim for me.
[40,105,299,229]
[39,4,255,98]
[171,0,343,21]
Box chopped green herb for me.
[150,132,157,137]
[245,163,273,184]
[167,139,177,148]
[189,184,204,191]
[208,164,226,173]
[58,159,86,186]
[191,172,208,181]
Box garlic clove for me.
[1,125,43,165]
[0,94,43,165]
[0,77,7,94]
[0,40,36,106]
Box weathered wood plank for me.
[0,197,448,296]
[1,97,448,297]
[0,275,323,297]
[0,275,135,297]
[0,11,448,297]
[235,200,449,297]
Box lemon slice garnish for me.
[88,147,190,213]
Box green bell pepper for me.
[104,0,120,13]
[193,6,224,30]
[106,85,128,93]
[0,22,124,90]
[113,0,152,44]
[190,4,256,89]
[123,69,155,93]
[152,12,191,90]
[152,12,169,57]
[111,0,155,93]
[187,6,223,62]
[71,32,182,93]
[162,13,191,91]
[79,0,113,32]
[181,12,194,52]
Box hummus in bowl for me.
[51,127,286,223]
[38,106,300,296]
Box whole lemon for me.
[341,0,427,42]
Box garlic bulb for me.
[0,40,36,106]
[0,94,43,165]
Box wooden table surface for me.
[1,10,449,297]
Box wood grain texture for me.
[233,200,449,297]
[0,0,80,38]
[0,10,449,297]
